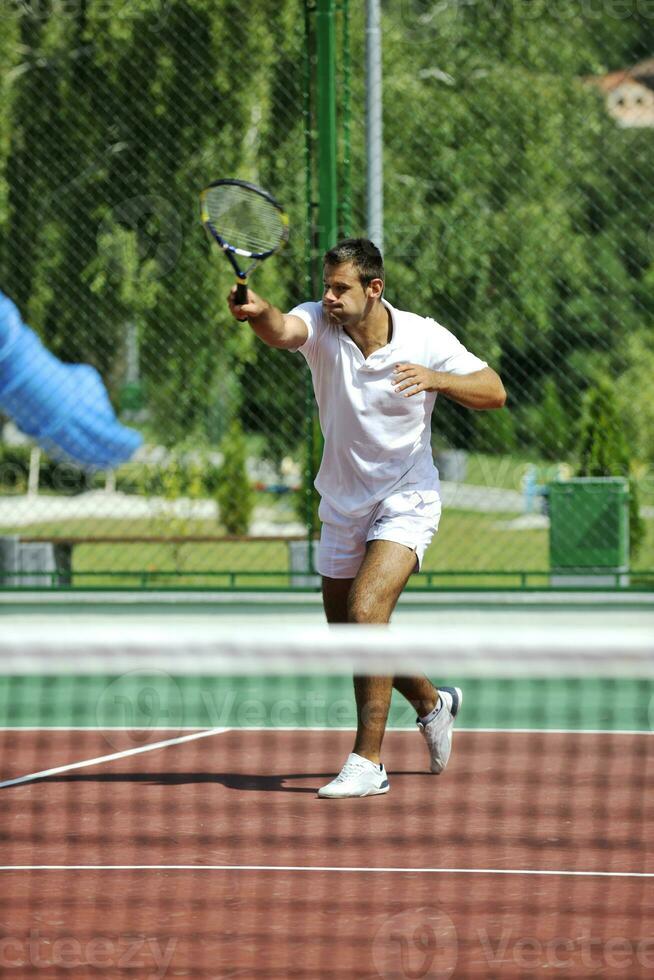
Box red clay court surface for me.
[1,727,653,978]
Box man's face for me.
[322,261,376,326]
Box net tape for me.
[1,622,652,677]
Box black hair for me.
[323,238,384,287]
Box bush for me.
[215,420,254,535]
[614,329,654,466]
[0,442,98,494]
[518,378,572,461]
[293,409,321,531]
[473,404,517,455]
[577,378,645,561]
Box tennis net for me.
[1,614,653,978]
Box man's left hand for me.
[392,363,442,397]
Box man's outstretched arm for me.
[393,364,506,409]
[227,287,308,350]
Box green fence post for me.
[339,0,352,238]
[302,0,339,576]
[303,0,317,565]
[316,0,338,251]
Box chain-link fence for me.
[0,0,653,588]
[344,0,654,586]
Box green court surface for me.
[2,673,653,733]
[1,591,652,734]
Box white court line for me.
[1,726,653,735]
[0,727,231,789]
[0,865,652,879]
[2,726,651,787]
[220,726,654,736]
[0,726,232,732]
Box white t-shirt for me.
[290,298,487,518]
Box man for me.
[228,239,506,799]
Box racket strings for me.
[205,186,285,255]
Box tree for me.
[0,0,309,460]
[215,420,254,536]
[1,0,653,479]
[473,403,517,455]
[358,1,654,457]
[520,378,572,461]
[614,329,654,467]
[577,377,645,560]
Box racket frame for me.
[200,178,289,304]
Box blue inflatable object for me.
[0,291,142,469]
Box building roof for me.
[592,58,654,93]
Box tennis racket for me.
[200,179,289,307]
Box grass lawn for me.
[1,509,651,588]
[463,452,538,490]
[1,453,651,587]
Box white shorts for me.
[316,489,442,579]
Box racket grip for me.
[235,281,248,305]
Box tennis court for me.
[2,0,654,975]
[1,594,653,978]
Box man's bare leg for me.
[393,676,439,718]
[322,543,440,762]
[322,579,438,714]
[351,540,419,763]
[321,576,353,625]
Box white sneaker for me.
[317,752,390,798]
[417,686,462,774]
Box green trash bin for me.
[548,477,630,586]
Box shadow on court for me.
[15,769,432,793]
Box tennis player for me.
[228,239,506,798]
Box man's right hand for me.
[225,288,308,350]
[227,286,269,322]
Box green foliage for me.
[0,0,309,453]
[215,420,254,536]
[0,9,20,232]
[121,450,219,495]
[1,0,653,579]
[0,441,27,493]
[614,329,654,466]
[577,378,645,559]
[2,1,652,467]
[293,409,321,531]
[473,406,517,455]
[360,3,653,463]
[578,378,629,475]
[519,378,572,461]
[0,441,98,494]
